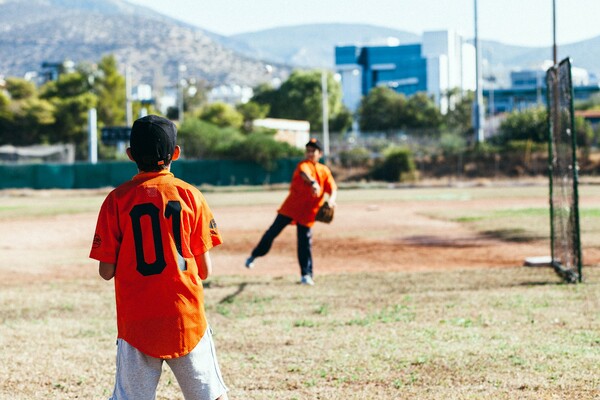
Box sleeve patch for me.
[92,233,102,249]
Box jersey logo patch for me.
[92,234,102,248]
[209,218,218,235]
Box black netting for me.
[546,58,582,282]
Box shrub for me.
[178,119,244,159]
[370,147,416,182]
[339,147,371,168]
[225,132,303,170]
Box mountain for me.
[229,24,600,83]
[479,37,600,79]
[228,23,421,67]
[0,0,597,91]
[0,0,289,88]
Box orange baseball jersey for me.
[278,159,336,227]
[89,170,222,359]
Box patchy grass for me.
[1,267,599,399]
[2,183,600,398]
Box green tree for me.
[0,91,11,143]
[444,90,474,136]
[94,55,126,126]
[40,71,98,158]
[252,70,345,131]
[0,82,56,146]
[199,102,244,129]
[494,107,547,145]
[358,86,407,132]
[5,78,36,100]
[8,98,56,145]
[494,106,593,148]
[40,71,92,99]
[251,83,278,109]
[329,105,353,133]
[236,101,270,132]
[178,119,244,159]
[405,92,442,129]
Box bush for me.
[370,147,416,182]
[225,132,303,170]
[199,102,244,129]
[178,119,244,159]
[339,147,371,168]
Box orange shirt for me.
[278,159,336,227]
[89,170,222,359]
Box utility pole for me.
[88,108,97,164]
[321,70,330,161]
[473,0,485,143]
[552,0,557,64]
[178,64,187,125]
[125,65,133,127]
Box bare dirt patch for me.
[1,186,597,285]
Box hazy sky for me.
[128,0,600,47]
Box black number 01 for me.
[130,201,187,276]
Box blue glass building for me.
[335,31,476,114]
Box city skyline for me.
[128,0,600,48]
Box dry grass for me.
[1,184,600,399]
[1,268,599,399]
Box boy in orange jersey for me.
[90,115,228,400]
[245,138,337,285]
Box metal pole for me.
[178,64,186,124]
[321,70,330,160]
[88,108,98,164]
[473,0,485,143]
[552,0,557,64]
[125,65,133,127]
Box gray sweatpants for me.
[110,327,228,400]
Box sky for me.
[127,0,600,48]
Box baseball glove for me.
[315,202,334,223]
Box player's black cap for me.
[130,115,177,169]
[306,138,323,151]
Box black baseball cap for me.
[306,138,323,151]
[130,115,177,169]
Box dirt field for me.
[2,183,598,284]
[2,184,600,399]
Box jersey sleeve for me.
[89,193,121,264]
[298,162,315,180]
[322,166,337,195]
[190,191,222,256]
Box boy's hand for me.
[310,180,320,196]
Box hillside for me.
[0,0,597,90]
[230,25,600,81]
[228,23,421,67]
[0,0,289,88]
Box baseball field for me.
[1,182,599,399]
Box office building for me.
[335,30,475,114]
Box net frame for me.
[546,58,582,283]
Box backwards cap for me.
[130,115,177,169]
[306,137,323,151]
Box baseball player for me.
[245,138,337,285]
[89,115,229,400]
